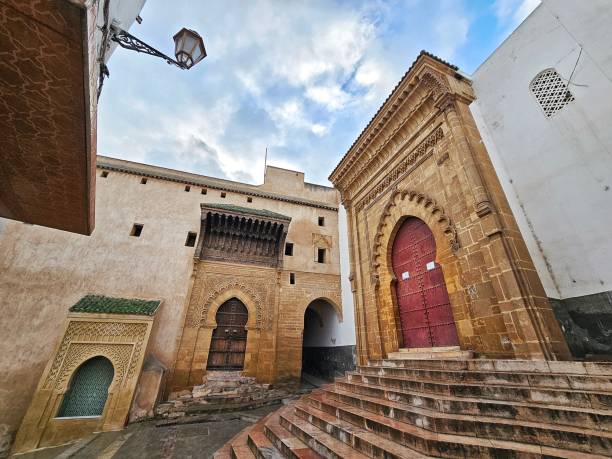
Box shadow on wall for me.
[550,292,612,359]
[301,300,355,380]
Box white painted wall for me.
[470,0,612,300]
[303,205,356,348]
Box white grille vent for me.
[530,68,574,117]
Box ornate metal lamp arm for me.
[110,27,186,69]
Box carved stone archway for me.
[371,189,464,356]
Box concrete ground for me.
[12,405,281,459]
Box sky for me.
[98,0,540,186]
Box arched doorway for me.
[207,298,249,370]
[57,356,114,417]
[302,299,348,381]
[392,217,459,348]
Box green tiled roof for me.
[69,295,161,316]
[203,203,291,220]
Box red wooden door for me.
[392,217,459,348]
[207,298,249,370]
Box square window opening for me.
[318,216,325,226]
[201,188,207,195]
[221,192,226,198]
[130,224,143,237]
[317,248,326,263]
[100,171,109,178]
[185,185,191,192]
[247,197,253,203]
[290,273,295,285]
[285,242,294,256]
[185,232,197,247]
[140,178,147,184]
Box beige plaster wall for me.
[0,158,339,450]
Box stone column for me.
[439,93,570,360]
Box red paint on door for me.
[392,217,459,348]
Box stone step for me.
[232,444,257,459]
[371,358,612,376]
[285,402,431,458]
[294,397,610,458]
[313,387,612,455]
[263,412,322,458]
[387,348,473,360]
[398,346,464,353]
[346,372,612,409]
[335,378,612,432]
[358,364,612,391]
[245,414,285,459]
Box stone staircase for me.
[156,371,291,421]
[214,354,612,458]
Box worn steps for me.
[216,357,612,458]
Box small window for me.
[201,188,207,195]
[285,242,294,256]
[317,248,326,263]
[221,192,226,198]
[130,224,143,237]
[140,178,147,184]
[318,216,325,226]
[289,273,295,285]
[100,171,109,178]
[185,185,191,192]
[247,197,253,203]
[530,68,575,117]
[185,232,197,247]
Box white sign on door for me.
[401,271,410,280]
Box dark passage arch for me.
[301,299,350,381]
[57,356,114,417]
[392,216,459,348]
[207,298,249,370]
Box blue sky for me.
[98,0,539,186]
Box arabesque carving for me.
[55,343,133,389]
[372,189,459,275]
[185,273,271,329]
[355,126,444,212]
[333,69,449,190]
[44,321,147,389]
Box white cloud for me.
[494,0,540,25]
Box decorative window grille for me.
[57,357,114,417]
[530,68,574,117]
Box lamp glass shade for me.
[173,28,206,69]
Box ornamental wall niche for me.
[13,300,158,454]
[184,266,274,330]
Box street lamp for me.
[110,25,206,70]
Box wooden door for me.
[206,298,249,370]
[392,217,459,348]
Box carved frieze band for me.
[335,71,450,188]
[44,321,148,390]
[355,126,444,213]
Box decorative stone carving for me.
[371,189,459,275]
[185,272,271,330]
[355,127,444,212]
[44,321,147,389]
[312,233,332,249]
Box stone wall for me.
[0,157,341,454]
[330,52,570,364]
